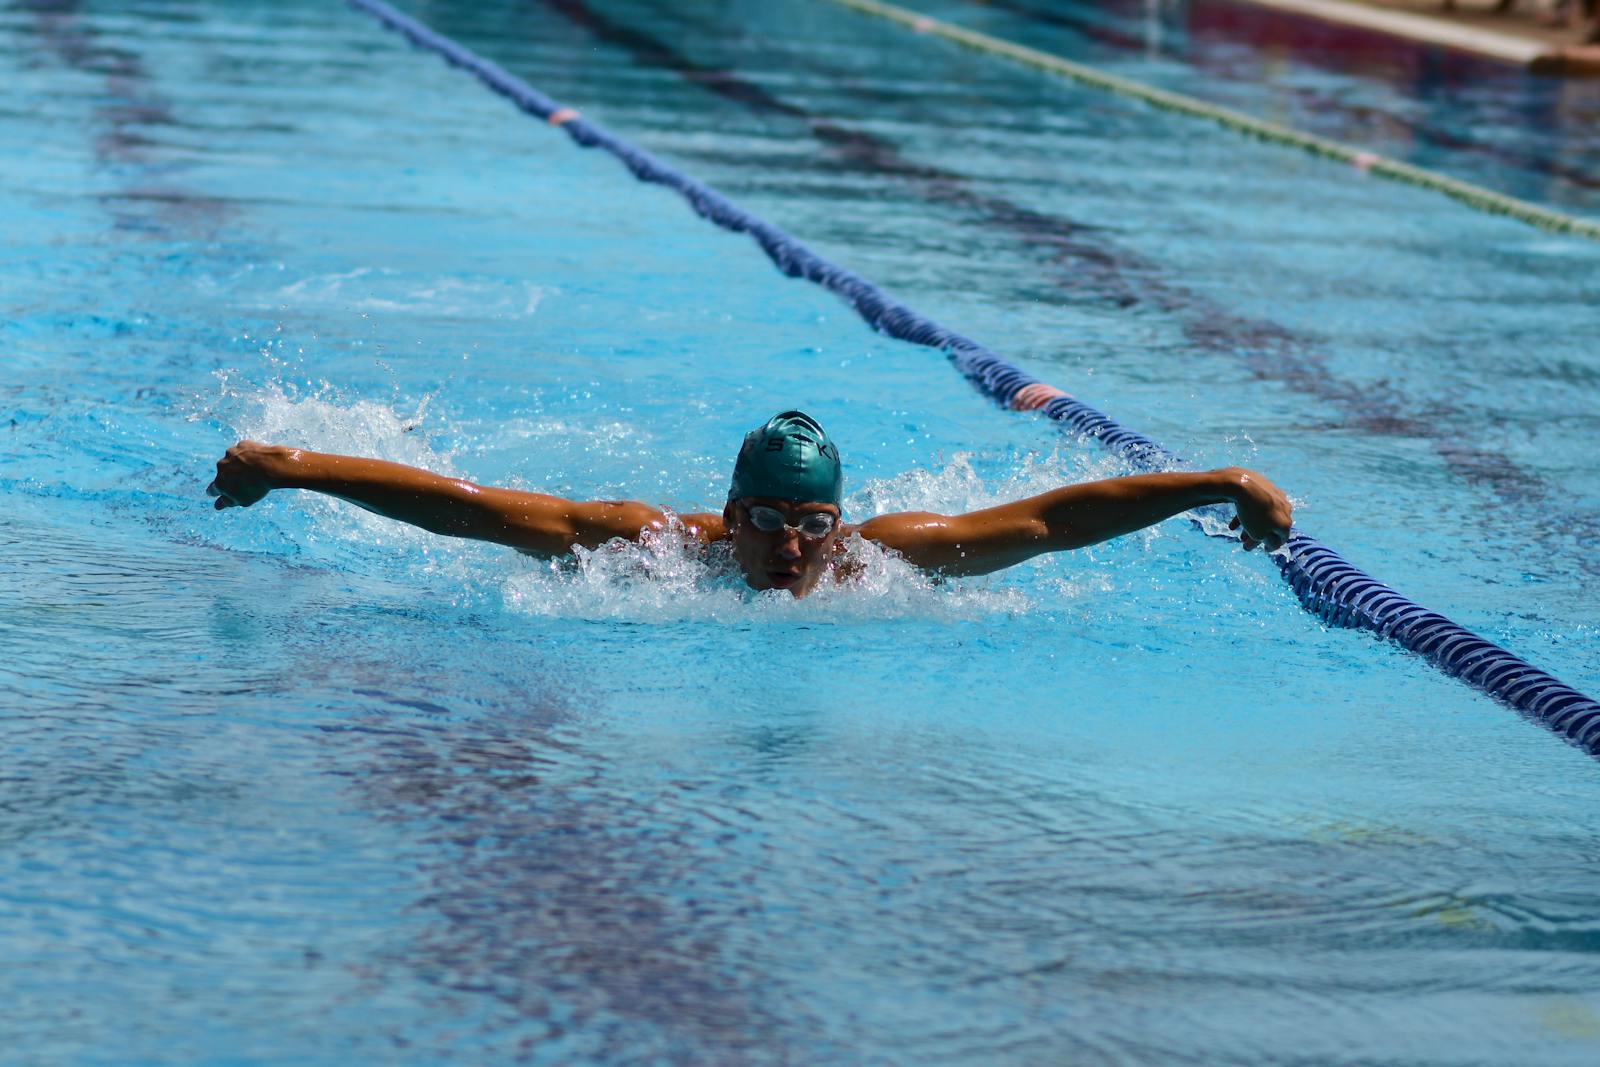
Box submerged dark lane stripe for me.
[21,0,233,240]
[534,0,1581,535]
[538,0,1150,310]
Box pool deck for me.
[1231,0,1600,72]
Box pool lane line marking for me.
[344,0,1600,756]
[820,0,1600,241]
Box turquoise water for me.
[5,0,1600,1062]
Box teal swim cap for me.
[729,410,843,506]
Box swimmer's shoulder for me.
[677,511,728,545]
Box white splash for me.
[207,377,473,561]
[221,377,454,473]
[274,267,547,320]
[499,517,1034,625]
[849,446,1130,517]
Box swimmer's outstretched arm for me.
[207,440,696,556]
[853,468,1292,577]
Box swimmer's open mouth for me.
[767,571,800,590]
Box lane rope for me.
[825,0,1600,242]
[345,0,1600,757]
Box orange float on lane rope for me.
[1011,383,1068,411]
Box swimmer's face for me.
[724,497,842,598]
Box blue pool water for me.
[4,0,1599,1062]
[909,0,1600,218]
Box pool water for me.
[4,0,1599,1062]
[908,0,1600,218]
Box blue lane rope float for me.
[344,0,1600,757]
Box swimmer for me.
[208,410,1293,598]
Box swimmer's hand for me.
[1222,467,1293,552]
[208,440,288,509]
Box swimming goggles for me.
[744,505,837,539]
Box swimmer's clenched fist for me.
[209,440,293,509]
[207,411,1294,597]
[1225,469,1293,553]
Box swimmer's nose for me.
[774,530,802,559]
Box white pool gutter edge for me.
[1234,0,1548,64]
